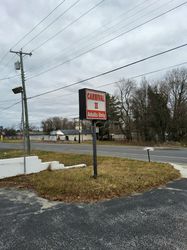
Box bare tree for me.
[41,118,53,133]
[131,78,149,141]
[165,68,187,141]
[112,67,187,143]
[41,117,75,133]
[115,78,135,141]
[147,83,170,142]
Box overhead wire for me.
[26,60,187,119]
[46,0,157,60]
[26,42,187,100]
[0,0,84,108]
[0,0,66,64]
[0,74,20,81]
[11,0,66,51]
[0,0,102,75]
[0,0,176,81]
[0,99,19,104]
[1,2,187,112]
[59,0,150,52]
[27,0,155,73]
[22,0,81,49]
[27,1,187,80]
[30,0,106,53]
[97,61,187,89]
[27,60,187,103]
[0,0,80,78]
[0,100,21,111]
[66,0,173,56]
[1,59,187,112]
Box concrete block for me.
[50,161,65,170]
[0,156,86,179]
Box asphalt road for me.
[0,178,187,250]
[0,142,187,164]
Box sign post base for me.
[92,120,97,178]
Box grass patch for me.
[80,140,187,147]
[1,139,23,143]
[0,149,95,166]
[0,150,180,203]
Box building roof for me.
[50,130,64,136]
[61,129,92,135]
[49,129,92,136]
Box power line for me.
[1,60,187,112]
[31,0,106,52]
[29,60,187,102]
[22,0,81,49]
[70,0,173,59]
[98,61,187,89]
[28,0,155,73]
[0,100,21,111]
[0,74,20,81]
[27,1,187,80]
[10,0,66,50]
[0,100,16,103]
[47,0,159,63]
[2,43,186,109]
[0,0,66,64]
[0,52,12,66]
[27,42,187,99]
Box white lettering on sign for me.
[86,90,107,120]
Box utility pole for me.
[10,49,32,155]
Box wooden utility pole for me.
[10,49,32,154]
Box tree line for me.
[41,117,91,133]
[106,67,187,143]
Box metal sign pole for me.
[92,120,97,178]
[143,147,154,162]
[21,92,26,174]
[147,149,151,162]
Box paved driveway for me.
[0,179,187,250]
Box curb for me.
[170,163,187,178]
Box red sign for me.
[85,89,107,120]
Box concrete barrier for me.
[65,164,86,169]
[0,156,87,179]
[0,156,64,179]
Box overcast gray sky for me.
[0,0,187,129]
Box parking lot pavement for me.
[0,179,187,250]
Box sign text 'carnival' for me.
[79,88,107,120]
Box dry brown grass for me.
[0,150,180,203]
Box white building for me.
[50,130,65,141]
[29,130,92,142]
